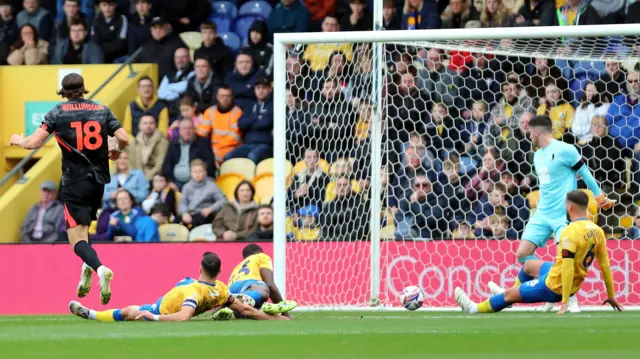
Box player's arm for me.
[566,147,613,209]
[260,267,285,304]
[112,128,129,152]
[595,233,622,311]
[559,234,578,305]
[10,128,50,149]
[228,299,288,320]
[136,306,196,322]
[106,109,129,152]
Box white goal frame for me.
[272,24,640,311]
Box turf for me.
[1,311,638,358]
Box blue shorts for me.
[229,279,267,294]
[521,214,568,248]
[518,262,562,303]
[139,295,164,315]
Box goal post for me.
[273,24,640,311]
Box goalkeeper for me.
[506,115,614,311]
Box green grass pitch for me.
[1,311,638,358]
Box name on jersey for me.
[61,103,105,112]
[538,166,550,185]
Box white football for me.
[400,286,424,311]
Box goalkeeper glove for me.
[596,194,615,210]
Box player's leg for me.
[512,217,552,286]
[69,301,138,322]
[552,220,581,313]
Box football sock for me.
[479,294,511,313]
[512,277,521,288]
[73,241,102,272]
[92,309,123,322]
[243,290,264,307]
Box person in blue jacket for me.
[107,193,171,242]
[267,0,310,43]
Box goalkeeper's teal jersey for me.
[533,139,582,219]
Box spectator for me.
[515,0,552,26]
[163,0,210,34]
[396,175,447,240]
[225,51,264,111]
[402,0,440,30]
[247,205,274,241]
[536,82,575,140]
[440,0,480,29]
[471,182,523,229]
[438,159,469,227]
[199,86,243,164]
[465,149,506,202]
[417,48,463,109]
[288,148,331,211]
[292,205,321,241]
[7,23,48,64]
[480,0,515,27]
[607,67,640,193]
[123,75,169,136]
[303,15,353,72]
[136,16,187,82]
[388,71,427,144]
[168,95,200,141]
[579,115,630,195]
[453,222,475,239]
[225,77,273,164]
[321,176,369,240]
[522,58,567,107]
[267,0,310,42]
[213,180,259,241]
[193,21,233,80]
[126,114,169,180]
[185,57,219,114]
[341,0,372,31]
[426,102,465,153]
[461,52,503,109]
[392,144,436,207]
[51,17,104,64]
[127,0,152,55]
[158,47,194,120]
[600,61,626,98]
[91,0,128,63]
[466,100,491,155]
[141,173,180,218]
[178,159,227,227]
[540,0,600,26]
[106,189,144,241]
[475,214,517,239]
[128,203,172,242]
[242,20,273,75]
[572,81,610,143]
[103,151,150,206]
[0,1,18,65]
[488,79,534,137]
[627,1,640,23]
[502,111,535,176]
[162,117,216,190]
[345,45,372,102]
[382,0,401,30]
[16,0,54,42]
[305,0,335,32]
[54,0,86,42]
[20,180,64,243]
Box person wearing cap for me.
[91,0,128,63]
[20,180,64,243]
[135,15,186,83]
[224,76,274,164]
[0,0,19,65]
[16,0,54,42]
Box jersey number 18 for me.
[70,121,102,150]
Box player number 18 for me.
[70,120,102,150]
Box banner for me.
[0,243,273,315]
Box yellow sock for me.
[95,309,117,322]
[477,299,495,313]
[512,277,521,288]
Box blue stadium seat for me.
[238,0,272,18]
[219,32,242,51]
[210,1,238,19]
[234,15,262,39]
[209,15,234,33]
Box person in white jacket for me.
[572,81,611,143]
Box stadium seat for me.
[159,224,190,242]
[293,159,330,175]
[256,158,293,176]
[218,32,242,51]
[232,15,261,41]
[209,15,234,33]
[260,194,273,205]
[216,173,247,201]
[238,0,272,18]
[252,172,274,203]
[620,215,634,229]
[219,158,256,180]
[210,1,238,18]
[189,224,217,241]
[180,32,202,61]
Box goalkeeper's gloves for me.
[596,194,615,210]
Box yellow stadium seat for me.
[189,224,217,242]
[159,224,189,242]
[256,158,293,176]
[216,173,247,201]
[252,172,274,204]
[260,195,273,205]
[293,159,329,175]
[219,158,256,181]
[620,215,634,229]
[380,208,395,240]
[179,31,202,60]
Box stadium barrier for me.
[0,240,636,315]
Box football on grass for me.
[400,286,424,311]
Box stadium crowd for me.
[6,0,640,243]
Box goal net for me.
[273,25,640,310]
